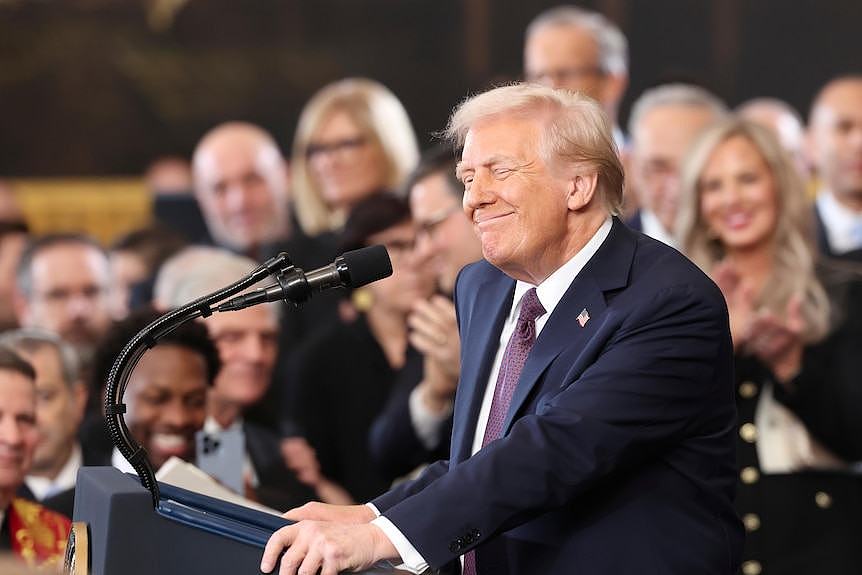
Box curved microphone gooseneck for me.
[104,246,392,509]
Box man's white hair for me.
[153,246,274,316]
[627,83,728,138]
[526,5,628,75]
[446,83,625,214]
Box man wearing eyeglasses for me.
[524,5,628,149]
[369,145,483,481]
[13,234,113,371]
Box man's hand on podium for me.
[260,503,399,575]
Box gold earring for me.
[351,288,374,312]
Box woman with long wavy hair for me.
[677,117,862,574]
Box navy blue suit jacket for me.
[372,219,743,574]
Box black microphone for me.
[216,245,392,312]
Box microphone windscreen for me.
[342,245,393,288]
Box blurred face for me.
[631,105,719,233]
[699,135,779,253]
[19,346,85,476]
[525,25,608,106]
[125,345,208,469]
[809,80,862,207]
[0,370,38,500]
[308,110,388,210]
[204,306,278,409]
[20,244,112,356]
[366,221,435,314]
[109,250,148,320]
[194,132,289,252]
[458,115,575,283]
[410,172,483,294]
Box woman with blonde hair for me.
[291,78,419,236]
[677,117,862,574]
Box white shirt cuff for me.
[409,385,454,450]
[370,515,429,574]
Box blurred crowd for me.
[0,5,860,574]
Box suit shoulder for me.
[630,234,723,303]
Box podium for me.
[71,467,383,574]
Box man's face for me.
[809,80,862,205]
[410,172,483,294]
[203,306,278,409]
[631,105,719,233]
[525,25,608,106]
[19,244,112,356]
[194,135,289,252]
[458,115,574,283]
[0,369,38,498]
[125,345,208,469]
[18,346,85,477]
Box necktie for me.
[462,287,546,575]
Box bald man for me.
[191,122,338,430]
[192,122,295,257]
[808,75,862,261]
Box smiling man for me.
[0,346,70,567]
[93,310,221,473]
[260,84,742,575]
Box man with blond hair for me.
[260,84,742,575]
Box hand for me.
[259,521,398,575]
[281,437,321,486]
[409,296,460,380]
[711,260,756,348]
[744,295,805,384]
[284,502,375,524]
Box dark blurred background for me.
[1,0,860,176]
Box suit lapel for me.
[451,272,514,463]
[502,218,637,434]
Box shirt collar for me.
[817,188,862,253]
[640,209,677,248]
[511,216,613,320]
[25,444,83,500]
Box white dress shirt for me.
[639,209,677,248]
[372,217,613,574]
[816,189,862,254]
[25,444,83,500]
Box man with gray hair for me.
[155,247,348,509]
[0,330,95,517]
[260,84,742,575]
[626,83,728,246]
[524,5,628,147]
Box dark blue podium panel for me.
[74,467,283,574]
[73,467,387,575]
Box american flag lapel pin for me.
[577,308,590,328]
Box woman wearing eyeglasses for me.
[290,78,419,238]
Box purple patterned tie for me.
[462,287,545,575]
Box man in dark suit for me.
[261,84,743,574]
[0,330,105,518]
[808,75,862,263]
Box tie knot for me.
[518,288,545,325]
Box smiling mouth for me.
[474,212,513,227]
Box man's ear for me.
[567,172,599,211]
